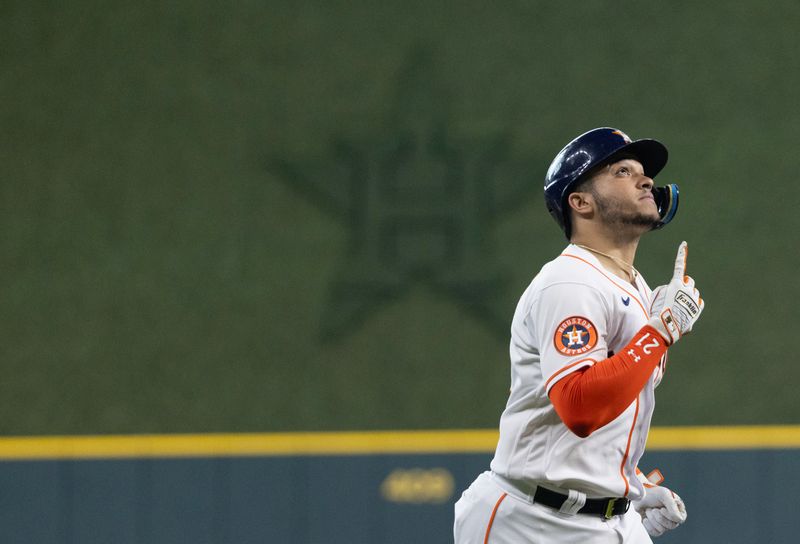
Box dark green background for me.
[2,1,797,435]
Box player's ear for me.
[567,190,594,218]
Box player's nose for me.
[638,175,654,190]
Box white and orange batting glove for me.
[633,468,687,538]
[648,241,704,345]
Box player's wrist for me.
[635,467,665,488]
[646,314,677,345]
[646,322,670,345]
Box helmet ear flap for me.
[652,184,679,230]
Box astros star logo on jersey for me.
[554,316,598,356]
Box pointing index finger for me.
[673,241,688,280]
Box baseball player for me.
[454,127,704,543]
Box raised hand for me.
[648,242,704,345]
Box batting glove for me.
[641,505,685,537]
[648,241,704,345]
[633,469,687,538]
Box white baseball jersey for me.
[490,244,665,501]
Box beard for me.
[590,189,660,229]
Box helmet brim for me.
[607,139,669,179]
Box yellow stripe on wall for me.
[646,425,800,450]
[0,426,798,461]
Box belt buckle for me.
[603,498,617,520]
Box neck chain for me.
[575,244,638,282]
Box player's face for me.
[588,158,660,229]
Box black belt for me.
[534,486,630,519]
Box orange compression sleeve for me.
[549,325,668,438]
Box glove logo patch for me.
[554,316,598,356]
[676,291,699,317]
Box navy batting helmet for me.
[543,127,679,239]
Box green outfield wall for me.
[2,1,799,437]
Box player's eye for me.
[616,166,630,176]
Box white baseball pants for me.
[454,471,653,544]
